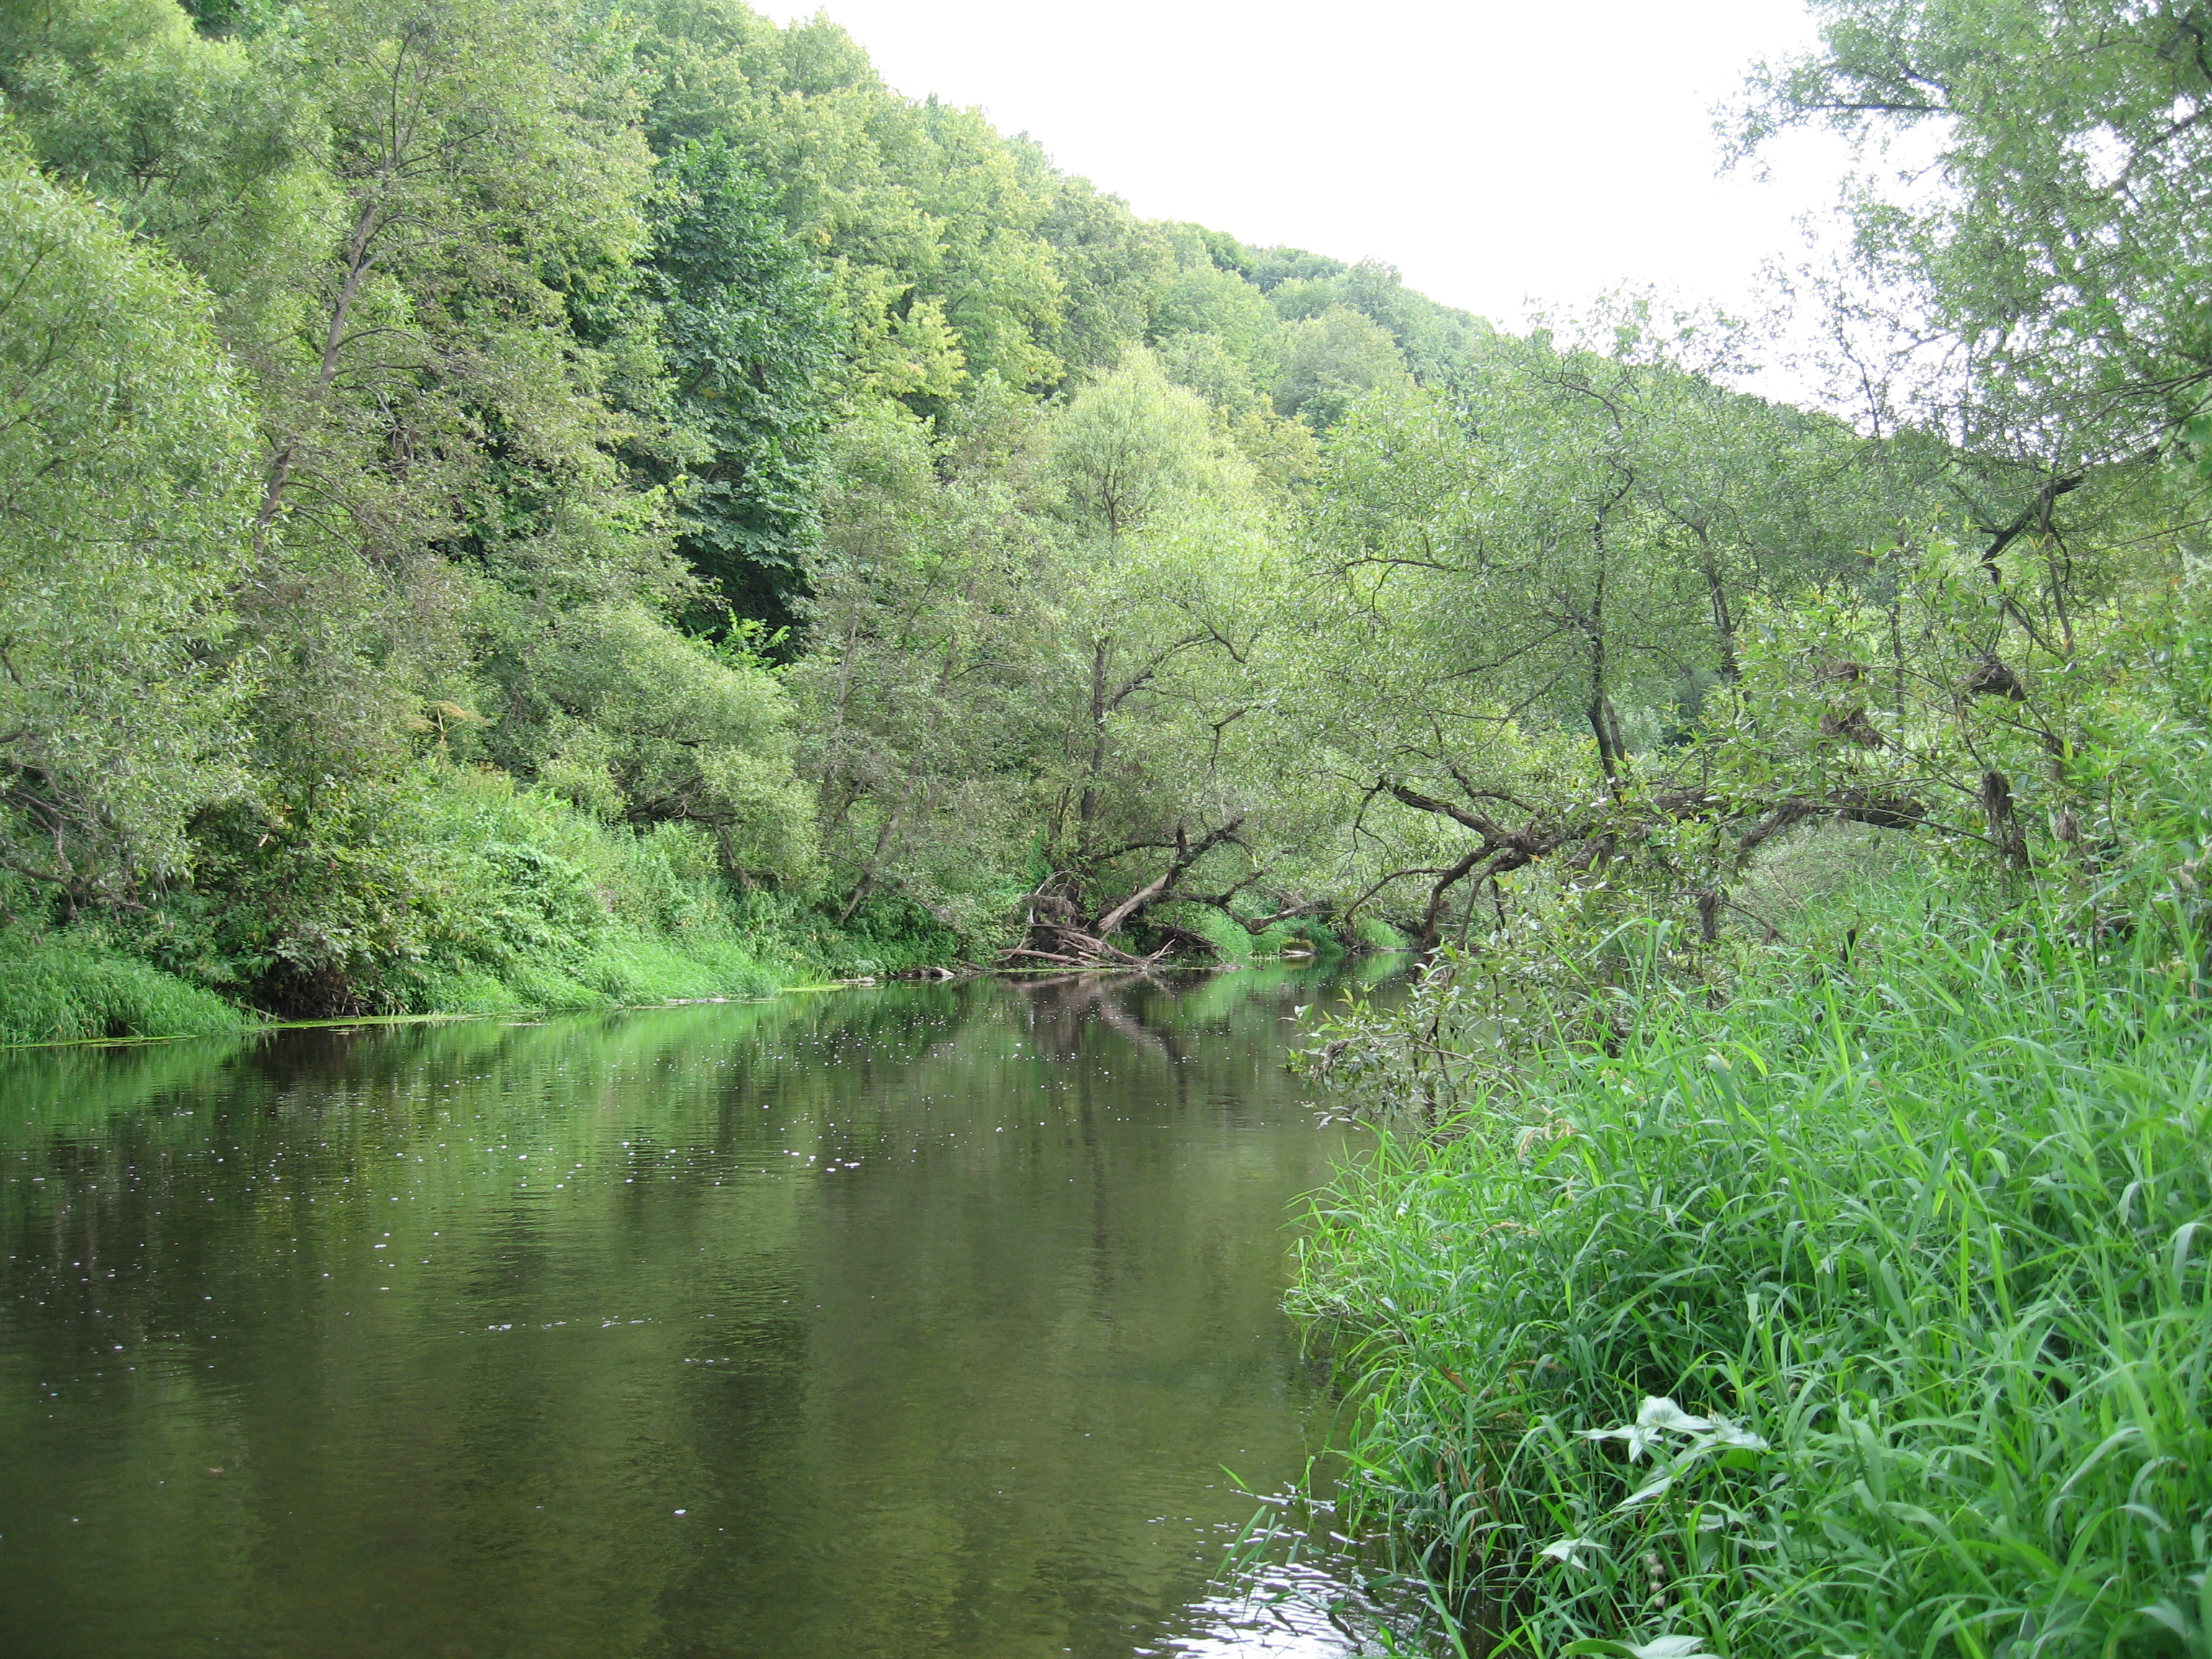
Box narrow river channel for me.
[0,968,1377,1658]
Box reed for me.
[1295,881,2212,1656]
[0,930,253,1046]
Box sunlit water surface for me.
[0,970,1385,1658]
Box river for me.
[0,968,1379,1658]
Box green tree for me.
[508,604,819,885]
[789,403,1051,943]
[1295,323,1905,943]
[1739,0,2212,522]
[1272,305,1413,427]
[231,0,675,793]
[0,0,329,377]
[1027,355,1293,945]
[646,135,837,630]
[1151,259,1280,377]
[1033,166,1173,376]
[0,140,257,909]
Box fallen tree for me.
[998,816,1320,968]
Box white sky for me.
[752,0,1855,333]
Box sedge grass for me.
[1295,885,2212,1657]
[0,929,255,1046]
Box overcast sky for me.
[752,0,1853,332]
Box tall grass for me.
[0,930,254,1046]
[1294,882,2212,1657]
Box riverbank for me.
[1292,863,2212,1655]
[0,917,953,1048]
[0,760,948,1048]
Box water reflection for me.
[0,970,1375,1658]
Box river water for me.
[0,969,1377,1658]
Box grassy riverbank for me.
[0,756,1341,1047]
[1295,863,2212,1655]
[0,764,961,1047]
[0,918,794,1048]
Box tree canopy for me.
[0,0,2201,997]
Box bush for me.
[1350,915,1411,952]
[138,762,797,1017]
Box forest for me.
[4,0,2212,1651]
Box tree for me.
[1150,258,1280,379]
[1033,166,1174,377]
[788,402,1052,944]
[1295,323,1907,945]
[1273,305,1413,427]
[226,0,680,793]
[1738,0,2212,531]
[0,140,257,909]
[0,0,325,318]
[505,604,819,885]
[645,135,837,630]
[1020,354,1293,958]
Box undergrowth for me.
[0,762,971,1044]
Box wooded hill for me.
[1,0,2206,1033]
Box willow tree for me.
[1036,354,1286,906]
[1297,328,1895,945]
[0,143,257,911]
[786,398,1058,945]
[1737,0,2212,550]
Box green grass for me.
[1294,880,2212,1658]
[0,930,257,1046]
[0,763,969,1043]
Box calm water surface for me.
[0,970,1375,1658]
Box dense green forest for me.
[0,0,1514,1030]
[6,0,2212,1648]
[5,0,2193,1035]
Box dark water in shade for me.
[0,969,1380,1659]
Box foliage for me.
[1738,0,2212,469]
[139,760,802,1016]
[644,134,837,627]
[9,11,2212,1659]
[0,136,256,908]
[1273,304,1413,427]
[480,601,819,885]
[1295,864,2212,1658]
[786,402,1046,947]
[0,927,254,1046]
[1287,578,2212,1650]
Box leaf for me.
[1625,1637,1721,1659]
[2139,1600,2193,1640]
[1540,1536,1603,1568]
[1701,1420,1770,1452]
[1616,1472,1677,1509]
[1637,1397,1716,1434]
[1581,1423,1664,1460]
